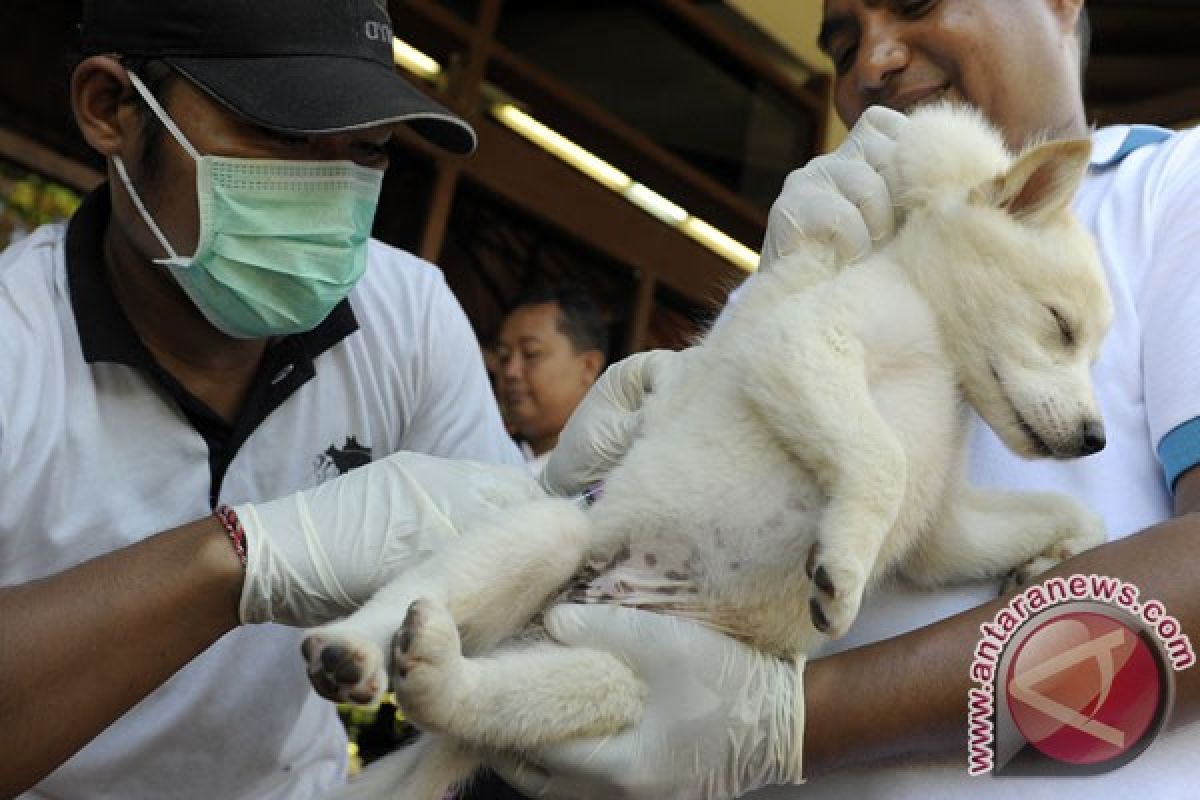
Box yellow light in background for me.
[489,102,761,271]
[389,38,762,272]
[392,38,442,80]
[682,217,760,272]
[625,182,688,226]
[493,103,633,193]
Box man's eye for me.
[353,141,390,161]
[896,0,936,17]
[833,43,859,74]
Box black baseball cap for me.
[79,0,476,154]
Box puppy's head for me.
[893,105,1113,459]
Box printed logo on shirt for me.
[314,435,373,481]
[968,575,1195,778]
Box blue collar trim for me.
[1091,125,1173,171]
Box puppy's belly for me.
[557,489,822,651]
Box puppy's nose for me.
[1080,419,1106,455]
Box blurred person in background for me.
[495,284,607,477]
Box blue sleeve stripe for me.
[1157,416,1200,492]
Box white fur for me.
[308,104,1113,799]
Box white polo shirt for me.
[0,190,522,800]
[747,125,1200,798]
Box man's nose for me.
[857,22,910,98]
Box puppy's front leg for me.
[902,482,1106,590]
[738,303,907,639]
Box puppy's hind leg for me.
[393,599,645,753]
[303,497,591,706]
[903,483,1105,592]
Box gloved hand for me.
[492,604,805,800]
[760,105,908,271]
[540,349,688,498]
[234,451,543,626]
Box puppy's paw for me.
[1001,555,1062,595]
[301,628,387,707]
[1002,507,1106,594]
[805,542,868,639]
[391,597,474,733]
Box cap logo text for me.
[364,20,393,43]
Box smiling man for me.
[820,0,1089,148]
[496,2,1200,798]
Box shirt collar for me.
[65,186,360,368]
[1089,125,1174,172]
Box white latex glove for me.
[235,451,543,626]
[540,349,687,498]
[760,105,908,270]
[493,604,805,800]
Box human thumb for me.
[543,603,659,656]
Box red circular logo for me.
[1005,611,1161,765]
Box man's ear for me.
[971,138,1092,226]
[581,350,605,387]
[71,55,138,158]
[1049,0,1085,36]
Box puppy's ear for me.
[970,139,1092,226]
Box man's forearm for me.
[803,513,1200,777]
[0,518,243,796]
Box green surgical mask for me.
[113,70,384,339]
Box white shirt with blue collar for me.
[749,122,1200,798]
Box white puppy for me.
[304,104,1113,799]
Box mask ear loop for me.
[112,155,181,264]
[113,70,205,266]
[126,70,202,162]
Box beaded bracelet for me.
[213,504,248,568]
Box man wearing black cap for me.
[0,1,546,798]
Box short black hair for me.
[508,284,608,358]
[116,56,180,180]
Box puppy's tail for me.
[324,734,479,800]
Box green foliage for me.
[0,164,82,249]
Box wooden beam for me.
[446,0,501,111]
[453,116,742,309]
[483,48,769,247]
[418,162,460,262]
[413,0,502,261]
[397,0,771,247]
[0,125,103,192]
[624,270,658,354]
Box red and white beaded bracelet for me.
[213,504,248,568]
